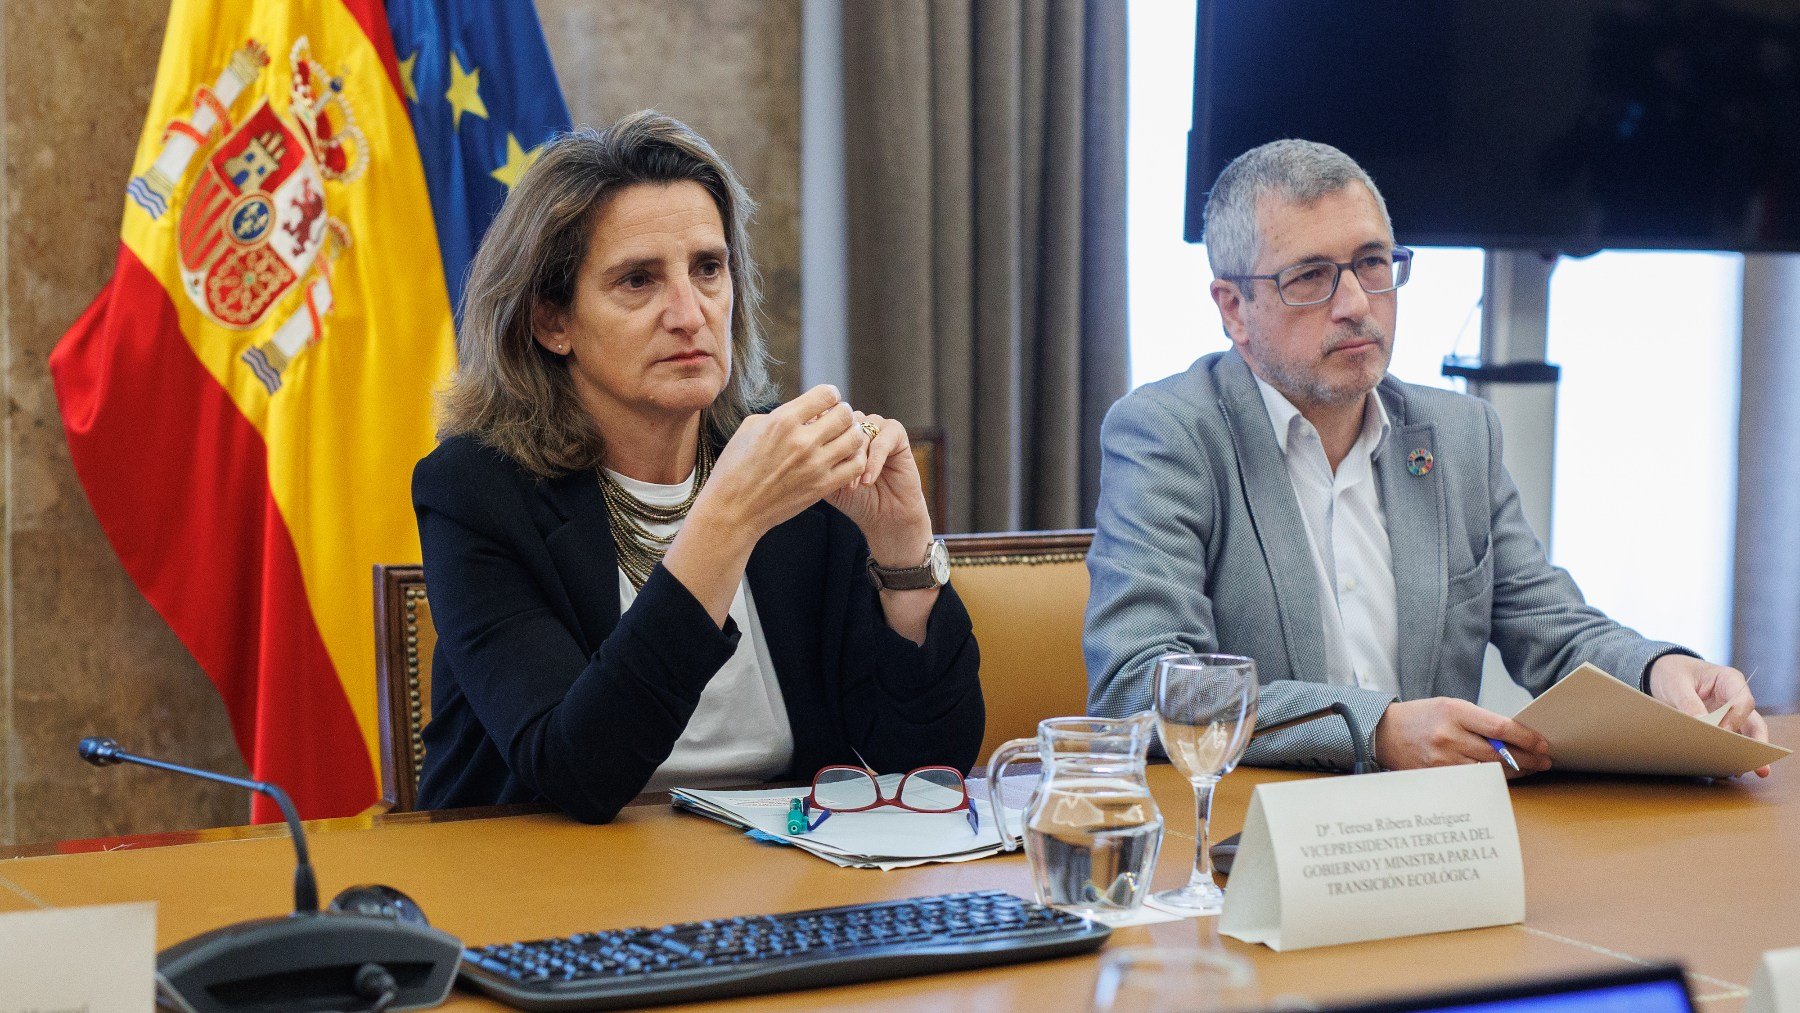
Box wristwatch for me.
[865,538,951,591]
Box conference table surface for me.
[4,716,1796,1011]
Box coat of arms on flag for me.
[139,38,368,394]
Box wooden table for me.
[5,717,1796,1010]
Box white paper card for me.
[1219,764,1524,951]
[1747,946,1800,1013]
[1514,663,1790,777]
[0,901,156,1013]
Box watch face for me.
[928,539,951,584]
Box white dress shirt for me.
[604,466,795,792]
[1255,378,1401,697]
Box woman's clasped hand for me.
[697,384,932,566]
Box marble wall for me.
[0,0,801,846]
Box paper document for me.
[671,776,1014,871]
[1513,663,1790,777]
[0,901,155,1013]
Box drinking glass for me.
[1151,653,1258,915]
[1089,946,1261,1013]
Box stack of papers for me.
[1513,663,1791,777]
[670,777,1011,870]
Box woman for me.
[413,111,983,823]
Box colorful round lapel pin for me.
[1407,448,1435,477]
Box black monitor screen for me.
[1184,1,1800,253]
[1424,978,1694,1013]
[1319,964,1696,1013]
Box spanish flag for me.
[50,0,568,821]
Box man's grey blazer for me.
[1084,349,1688,769]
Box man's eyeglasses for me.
[1221,246,1413,307]
[802,765,980,834]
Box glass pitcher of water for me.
[984,715,1163,920]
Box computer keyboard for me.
[458,889,1112,1010]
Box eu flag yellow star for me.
[445,52,488,131]
[490,134,547,191]
[398,50,420,104]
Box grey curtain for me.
[841,0,1128,533]
[1732,255,1800,714]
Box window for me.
[1125,0,1219,390]
[1547,253,1741,661]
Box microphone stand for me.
[1209,703,1378,873]
[79,737,319,913]
[77,737,461,1013]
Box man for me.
[1084,139,1769,775]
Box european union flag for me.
[387,0,572,313]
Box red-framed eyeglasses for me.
[802,765,980,834]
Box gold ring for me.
[858,420,881,439]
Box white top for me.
[603,466,794,792]
[1255,378,1401,698]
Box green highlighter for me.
[787,797,807,835]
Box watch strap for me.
[865,540,947,591]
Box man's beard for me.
[1251,320,1392,408]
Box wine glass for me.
[1151,653,1258,915]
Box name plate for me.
[1747,946,1800,1013]
[0,901,155,1013]
[1220,764,1524,951]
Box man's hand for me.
[1649,655,1771,777]
[1373,698,1551,778]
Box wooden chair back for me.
[373,564,432,812]
[909,427,948,533]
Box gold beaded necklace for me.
[598,438,715,590]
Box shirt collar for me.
[1254,374,1391,459]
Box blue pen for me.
[1486,738,1521,771]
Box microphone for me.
[79,737,319,913]
[1210,703,1378,874]
[78,737,461,1013]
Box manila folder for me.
[1513,663,1789,778]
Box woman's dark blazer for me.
[412,435,985,824]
